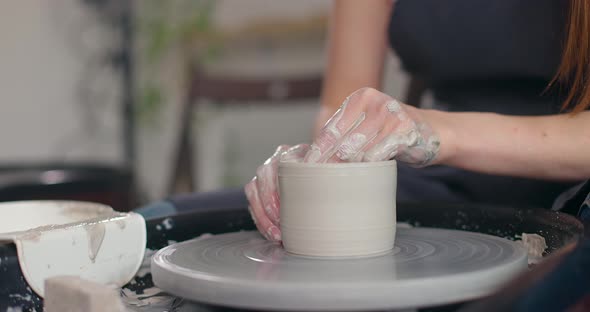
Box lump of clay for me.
[516,233,547,262]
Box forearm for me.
[315,0,392,135]
[428,110,590,181]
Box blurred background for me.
[0,0,409,210]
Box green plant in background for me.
[136,0,221,127]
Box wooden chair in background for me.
[167,67,323,195]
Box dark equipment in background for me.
[0,164,133,211]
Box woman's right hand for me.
[246,87,444,242]
[306,87,441,165]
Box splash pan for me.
[0,201,146,297]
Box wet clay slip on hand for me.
[278,160,397,257]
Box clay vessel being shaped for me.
[278,160,397,257]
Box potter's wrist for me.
[422,109,457,166]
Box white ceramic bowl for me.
[0,201,146,297]
[278,160,397,257]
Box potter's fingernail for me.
[266,226,281,241]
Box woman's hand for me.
[245,87,443,242]
[306,87,441,166]
[244,144,310,242]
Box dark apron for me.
[388,0,576,209]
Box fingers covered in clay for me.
[306,87,441,166]
[306,88,384,163]
[255,145,290,224]
[245,144,310,242]
[245,179,280,241]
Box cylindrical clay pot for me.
[278,160,397,257]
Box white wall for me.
[0,0,121,163]
[0,0,408,202]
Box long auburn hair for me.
[552,0,590,113]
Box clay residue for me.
[161,218,173,230]
[7,285,41,310]
[18,230,43,243]
[15,204,125,241]
[59,202,113,220]
[116,219,127,230]
[121,286,184,311]
[516,233,547,264]
[121,287,164,306]
[18,224,62,242]
[85,222,106,263]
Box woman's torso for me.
[389,0,567,115]
[388,0,577,209]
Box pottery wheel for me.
[151,228,528,311]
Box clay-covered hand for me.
[244,144,309,242]
[305,87,440,165]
